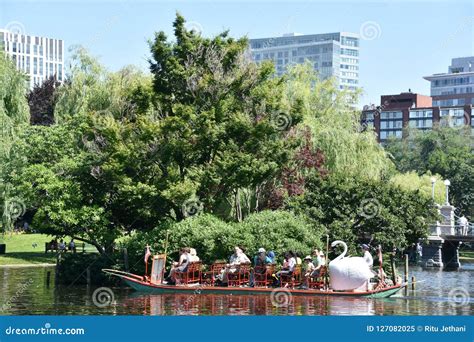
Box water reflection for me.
[1,265,473,315]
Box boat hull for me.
[116,273,404,298]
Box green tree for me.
[386,126,474,218]
[287,174,438,253]
[283,63,393,180]
[0,52,29,235]
[148,13,299,221]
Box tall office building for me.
[249,32,360,91]
[0,29,64,89]
[423,56,474,107]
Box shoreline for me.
[0,263,56,268]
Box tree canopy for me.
[1,14,442,257]
[386,127,474,218]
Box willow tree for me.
[283,63,393,180]
[54,46,155,123]
[0,52,30,234]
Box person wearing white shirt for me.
[361,244,373,268]
[219,247,250,284]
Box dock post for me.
[86,267,91,287]
[46,271,51,287]
[390,254,397,284]
[404,254,409,283]
[55,253,61,285]
[123,248,130,273]
[411,276,416,291]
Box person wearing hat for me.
[254,247,272,268]
[249,247,272,287]
[361,244,373,268]
[299,256,315,289]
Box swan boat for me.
[103,243,407,298]
[103,269,405,298]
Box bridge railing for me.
[429,223,474,237]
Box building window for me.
[440,107,466,127]
[380,111,403,120]
[409,109,433,118]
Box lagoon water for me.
[1,264,473,315]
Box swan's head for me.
[331,240,345,248]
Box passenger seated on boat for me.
[292,251,302,265]
[250,247,272,287]
[361,244,373,268]
[218,246,250,284]
[310,249,324,278]
[302,255,315,288]
[308,265,327,289]
[274,252,296,282]
[254,248,272,268]
[266,250,276,263]
[175,261,202,285]
[189,248,200,262]
[168,247,190,285]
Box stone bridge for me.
[422,204,473,269]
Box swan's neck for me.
[334,241,348,261]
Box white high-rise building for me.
[0,29,64,89]
[249,32,360,91]
[424,56,474,107]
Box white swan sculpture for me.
[329,240,374,291]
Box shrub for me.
[122,210,325,271]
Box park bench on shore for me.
[45,242,85,254]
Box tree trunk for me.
[72,236,105,255]
[235,189,242,222]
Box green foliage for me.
[2,14,445,267]
[283,62,393,180]
[389,171,445,205]
[148,13,298,221]
[386,127,474,218]
[55,46,156,123]
[287,175,438,253]
[0,51,29,234]
[123,210,323,268]
[56,253,120,285]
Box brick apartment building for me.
[362,91,473,142]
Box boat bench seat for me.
[202,262,227,286]
[308,266,327,289]
[254,264,275,287]
[227,262,251,287]
[175,261,202,285]
[281,264,302,288]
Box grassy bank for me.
[0,233,96,266]
[0,233,56,265]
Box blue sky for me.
[1,0,473,106]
